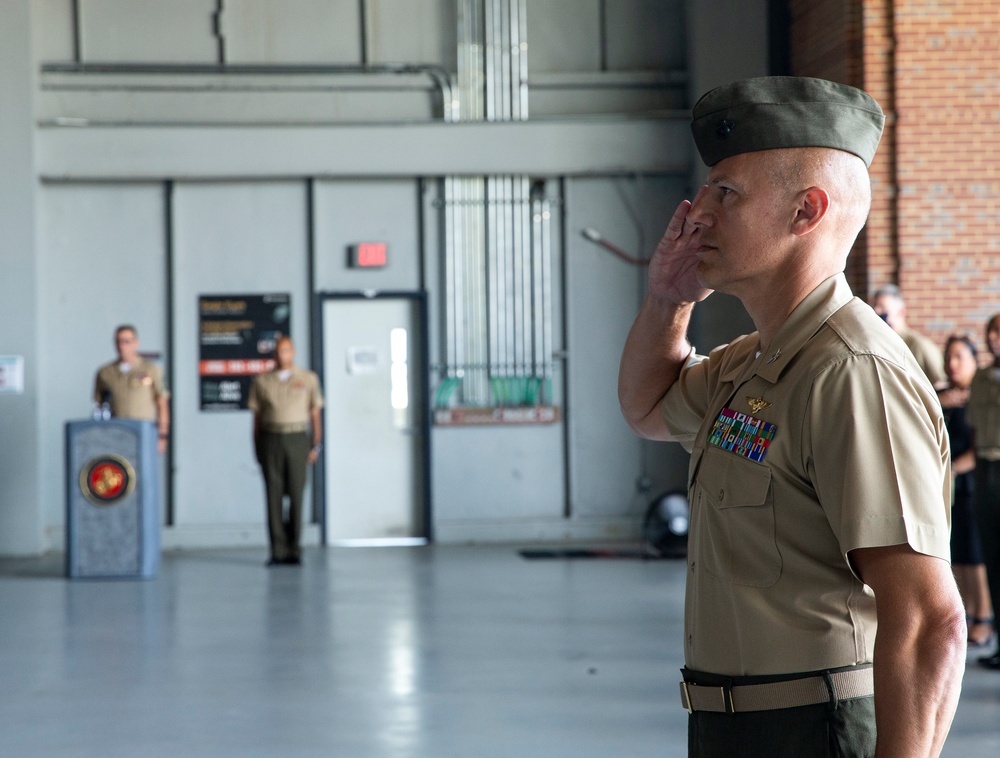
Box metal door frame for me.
[312,290,432,544]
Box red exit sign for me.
[349,242,388,268]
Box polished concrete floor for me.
[0,545,997,757]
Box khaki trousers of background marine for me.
[258,431,310,561]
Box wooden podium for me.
[65,419,160,578]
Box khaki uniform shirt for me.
[248,367,324,432]
[898,326,946,387]
[94,357,169,422]
[662,274,951,676]
[966,366,1000,455]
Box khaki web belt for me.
[679,666,874,713]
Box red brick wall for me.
[893,1,1000,349]
[789,0,874,296]
[789,0,1000,354]
[861,0,898,298]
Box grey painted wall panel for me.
[31,0,76,63]
[564,175,691,517]
[526,0,602,73]
[36,183,168,532]
[0,0,42,555]
[171,181,310,525]
[606,0,686,71]
[220,0,362,64]
[366,0,456,68]
[313,179,422,293]
[431,424,566,521]
[79,0,219,63]
[529,86,685,118]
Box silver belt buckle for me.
[680,681,694,713]
[680,681,734,713]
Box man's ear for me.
[790,186,830,236]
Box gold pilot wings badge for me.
[746,396,772,414]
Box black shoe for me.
[266,556,300,566]
[976,652,1000,670]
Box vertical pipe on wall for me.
[445,178,457,382]
[503,175,515,383]
[213,0,226,65]
[163,180,176,526]
[71,0,82,63]
[473,177,489,404]
[531,187,544,383]
[516,184,523,387]
[499,0,512,122]
[358,0,369,67]
[484,0,495,121]
[455,179,467,383]
[460,177,471,394]
[509,0,520,121]
[472,0,480,117]
[511,176,523,385]
[458,0,479,121]
[502,176,510,398]
[541,194,553,404]
[305,178,324,532]
[487,175,499,386]
[598,0,608,72]
[463,179,474,403]
[523,179,532,386]
[517,0,528,119]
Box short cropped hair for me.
[871,284,903,302]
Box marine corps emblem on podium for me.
[80,455,136,506]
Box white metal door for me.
[322,297,424,543]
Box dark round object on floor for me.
[643,490,689,558]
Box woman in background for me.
[940,334,993,648]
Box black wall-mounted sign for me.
[198,293,290,410]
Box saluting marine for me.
[618,77,965,757]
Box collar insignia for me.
[746,396,772,414]
[765,348,782,364]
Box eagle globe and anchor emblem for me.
[80,455,136,506]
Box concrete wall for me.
[0,0,43,555]
[0,0,773,554]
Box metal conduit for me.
[541,194,553,402]
[440,0,551,409]
[531,189,545,390]
[518,176,531,379]
[42,62,459,123]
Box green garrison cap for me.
[691,76,885,168]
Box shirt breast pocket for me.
[695,445,782,587]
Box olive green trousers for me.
[685,668,876,757]
[257,431,310,561]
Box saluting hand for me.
[647,186,714,305]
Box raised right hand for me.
[647,187,714,305]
